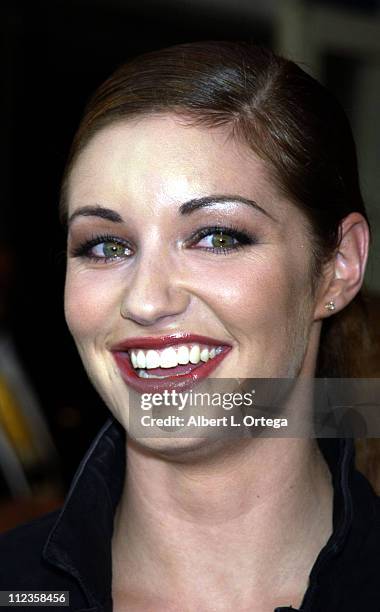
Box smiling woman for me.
[1,41,379,612]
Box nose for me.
[119,251,191,327]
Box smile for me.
[131,344,224,378]
[111,333,231,393]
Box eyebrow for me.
[68,206,123,228]
[67,195,276,228]
[179,195,276,220]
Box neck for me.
[112,436,333,610]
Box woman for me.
[1,41,379,612]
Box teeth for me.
[136,350,146,369]
[130,343,225,370]
[200,348,209,362]
[145,350,161,369]
[177,345,190,364]
[189,345,201,364]
[137,369,169,379]
[160,347,178,368]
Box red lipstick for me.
[111,333,229,351]
[110,333,231,394]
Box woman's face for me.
[64,115,324,442]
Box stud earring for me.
[325,300,336,312]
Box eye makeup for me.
[70,232,134,264]
[185,224,257,255]
[68,223,258,264]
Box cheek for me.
[64,268,120,341]
[197,254,308,334]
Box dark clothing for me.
[0,417,379,611]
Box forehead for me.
[67,114,286,215]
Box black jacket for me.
[1,417,380,611]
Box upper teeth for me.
[130,344,223,369]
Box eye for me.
[92,241,131,259]
[70,234,133,263]
[189,226,255,254]
[197,231,240,250]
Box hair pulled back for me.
[60,41,371,376]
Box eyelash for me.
[70,226,256,263]
[71,233,133,264]
[190,226,255,255]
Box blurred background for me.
[1,0,380,531]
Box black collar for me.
[42,418,363,611]
[43,419,125,611]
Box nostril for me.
[119,274,191,325]
[119,301,191,326]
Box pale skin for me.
[64,114,369,611]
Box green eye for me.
[193,226,252,253]
[102,242,127,258]
[211,232,236,249]
[72,233,133,263]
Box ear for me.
[314,212,370,320]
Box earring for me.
[325,300,336,312]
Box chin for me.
[126,432,244,464]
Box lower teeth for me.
[137,370,172,379]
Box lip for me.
[110,333,229,351]
[110,333,232,393]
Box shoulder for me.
[332,472,380,605]
[0,510,70,589]
[351,469,380,550]
[357,487,380,562]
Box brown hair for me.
[59,41,371,377]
